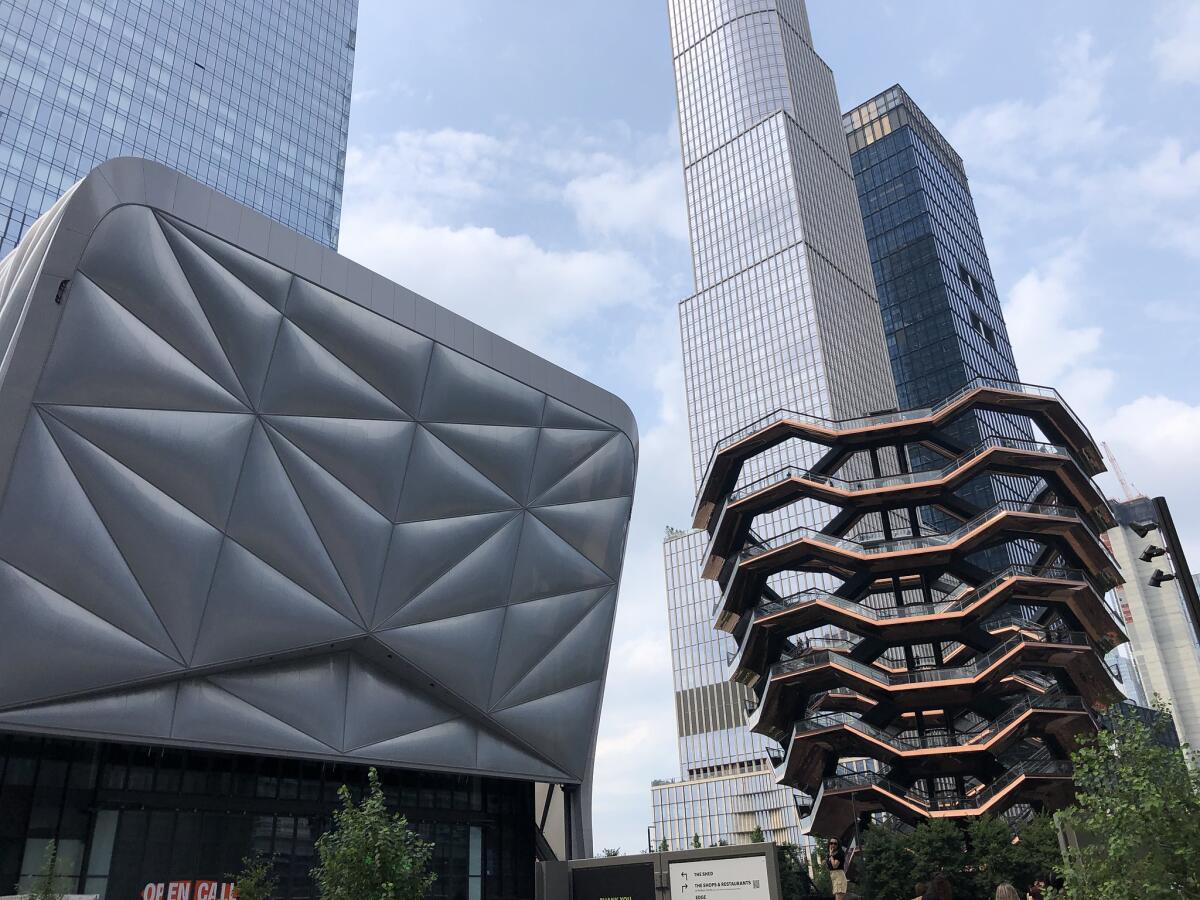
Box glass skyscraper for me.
[653,0,897,850]
[0,0,357,256]
[844,85,1035,535]
[843,86,1020,409]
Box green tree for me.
[1055,701,1200,899]
[602,848,621,857]
[228,853,277,900]
[691,834,702,849]
[776,843,816,899]
[810,845,832,895]
[311,768,436,900]
[657,839,669,853]
[29,841,64,900]
[861,815,1060,900]
[749,826,765,844]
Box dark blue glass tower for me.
[0,0,357,255]
[844,85,1020,409]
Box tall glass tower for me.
[0,0,357,256]
[652,0,897,850]
[844,86,1020,410]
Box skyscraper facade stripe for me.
[0,0,357,256]
[654,0,898,850]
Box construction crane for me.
[1102,442,1142,502]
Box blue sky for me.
[340,0,1200,853]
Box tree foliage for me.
[750,826,765,844]
[311,768,436,900]
[228,853,277,900]
[658,839,670,852]
[692,834,702,849]
[602,848,621,857]
[861,815,1059,900]
[810,845,832,894]
[1055,701,1200,899]
[776,843,817,899]
[29,841,64,900]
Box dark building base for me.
[0,733,534,900]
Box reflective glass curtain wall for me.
[0,0,356,256]
[844,86,1035,523]
[0,734,532,900]
[655,0,897,851]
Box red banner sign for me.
[142,881,238,900]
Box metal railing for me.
[726,436,1071,506]
[818,749,1073,812]
[770,628,1090,687]
[746,564,1090,625]
[742,500,1079,561]
[781,694,1086,757]
[701,378,1090,483]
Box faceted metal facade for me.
[0,159,638,790]
[0,0,356,255]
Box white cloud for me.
[566,159,689,243]
[948,33,1110,180]
[339,214,655,365]
[1153,1,1200,85]
[1003,243,1105,389]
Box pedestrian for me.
[996,885,1021,900]
[912,882,928,900]
[1026,876,1046,900]
[826,838,849,900]
[923,873,952,899]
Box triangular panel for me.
[350,718,479,771]
[489,586,611,707]
[210,654,349,750]
[532,497,632,578]
[259,320,407,420]
[41,411,225,658]
[161,216,285,407]
[225,424,362,625]
[533,435,635,506]
[343,655,459,751]
[0,413,182,661]
[492,679,603,779]
[507,514,612,605]
[394,427,520,522]
[40,405,254,529]
[286,278,433,417]
[265,425,392,623]
[264,416,415,517]
[35,275,246,413]
[173,681,336,752]
[78,206,251,406]
[425,423,540,504]
[493,589,616,710]
[0,560,181,709]
[375,607,507,710]
[527,429,614,501]
[542,396,616,431]
[165,216,293,309]
[374,511,519,627]
[476,730,572,781]
[381,516,523,628]
[0,682,176,739]
[419,345,544,426]
[191,540,362,666]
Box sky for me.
[339,0,1200,855]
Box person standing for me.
[827,838,849,899]
[996,885,1021,900]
